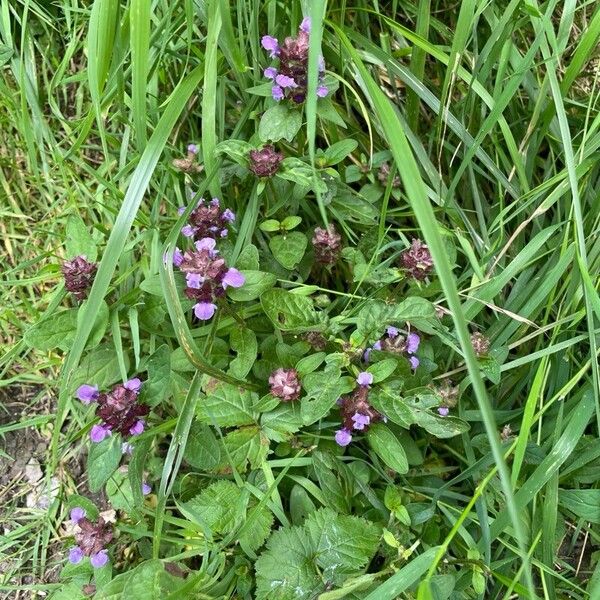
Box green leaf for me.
[367,358,398,383]
[281,216,302,230]
[240,504,274,553]
[261,289,323,332]
[65,214,97,261]
[261,402,303,441]
[184,421,221,470]
[24,309,78,351]
[87,434,122,493]
[140,344,171,407]
[196,383,257,426]
[69,345,127,396]
[227,270,277,301]
[215,139,252,166]
[81,300,110,349]
[106,469,136,513]
[322,139,358,165]
[269,232,308,270]
[259,219,281,232]
[258,104,303,143]
[229,327,257,379]
[235,244,260,270]
[182,480,242,534]
[559,489,600,523]
[301,368,344,425]
[221,426,269,471]
[0,44,14,67]
[295,352,326,376]
[367,424,409,474]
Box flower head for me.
[471,332,490,357]
[399,239,433,281]
[181,199,235,242]
[386,326,399,338]
[269,368,302,402]
[377,162,401,188]
[62,256,97,301]
[68,512,113,568]
[312,224,342,265]
[338,386,383,434]
[248,145,284,178]
[335,428,352,447]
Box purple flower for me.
[187,143,198,155]
[335,428,352,447]
[124,378,142,392]
[194,302,217,320]
[269,368,302,402]
[317,85,328,98]
[300,17,311,33]
[177,206,186,215]
[70,507,86,523]
[271,85,284,101]
[356,372,373,387]
[195,237,217,255]
[90,424,111,443]
[407,333,420,354]
[222,268,245,289]
[90,550,109,569]
[142,482,152,495]
[409,356,420,370]
[363,348,372,363]
[264,67,278,79]
[438,406,449,417]
[222,209,235,222]
[386,326,399,338]
[76,384,99,405]
[129,420,144,436]
[351,412,370,431]
[173,247,184,267]
[261,35,280,57]
[373,340,382,351]
[181,224,196,238]
[210,198,220,206]
[62,256,97,301]
[220,229,228,237]
[68,546,84,565]
[186,272,205,289]
[275,74,297,88]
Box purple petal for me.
[90,550,109,569]
[173,247,184,267]
[407,333,420,354]
[124,378,142,392]
[372,340,382,351]
[129,420,145,436]
[68,546,84,564]
[220,228,228,238]
[386,326,399,338]
[195,237,217,254]
[222,208,236,222]
[90,424,110,443]
[356,371,373,387]
[181,225,196,238]
[222,268,245,289]
[438,406,449,417]
[261,35,280,57]
[187,143,198,155]
[264,67,278,80]
[275,74,297,89]
[76,384,99,404]
[70,507,86,523]
[317,85,329,98]
[210,197,220,206]
[186,272,205,289]
[351,412,370,430]
[194,302,217,320]
[271,85,284,101]
[122,442,134,455]
[363,348,372,363]
[300,17,311,33]
[335,429,352,447]
[142,482,152,495]
[177,206,186,215]
[409,356,420,370]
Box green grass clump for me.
[1,1,600,598]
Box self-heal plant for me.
[312,224,342,265]
[177,237,245,320]
[62,256,97,301]
[399,239,434,281]
[269,368,301,401]
[67,506,113,568]
[76,378,148,442]
[261,18,328,103]
[248,145,284,178]
[365,327,421,370]
[180,197,235,241]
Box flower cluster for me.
[76,378,149,443]
[399,239,433,281]
[180,197,235,241]
[68,507,113,568]
[261,18,328,103]
[269,368,301,401]
[377,162,400,188]
[175,238,245,321]
[312,224,342,265]
[172,143,203,174]
[335,372,383,447]
[435,379,460,417]
[364,327,421,370]
[62,256,97,301]
[248,145,284,178]
[470,331,490,357]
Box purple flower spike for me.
[275,74,297,89]
[76,384,99,405]
[271,85,284,101]
[409,356,420,370]
[387,326,399,338]
[129,420,144,436]
[90,550,109,569]
[187,143,198,155]
[194,302,217,320]
[195,237,217,254]
[407,333,420,354]
[186,272,205,289]
[70,507,86,523]
[222,268,245,289]
[261,35,280,57]
[317,85,328,98]
[90,424,111,443]
[142,482,152,495]
[351,412,370,431]
[356,372,373,387]
[222,208,235,223]
[68,546,84,565]
[300,17,311,33]
[438,406,449,417]
[335,429,352,447]
[181,224,196,238]
[124,378,142,392]
[264,67,278,80]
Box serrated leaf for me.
[367,424,408,474]
[240,504,274,553]
[227,270,277,301]
[196,383,257,426]
[229,327,257,379]
[182,480,242,533]
[87,434,122,492]
[258,104,302,143]
[269,232,308,270]
[260,402,303,441]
